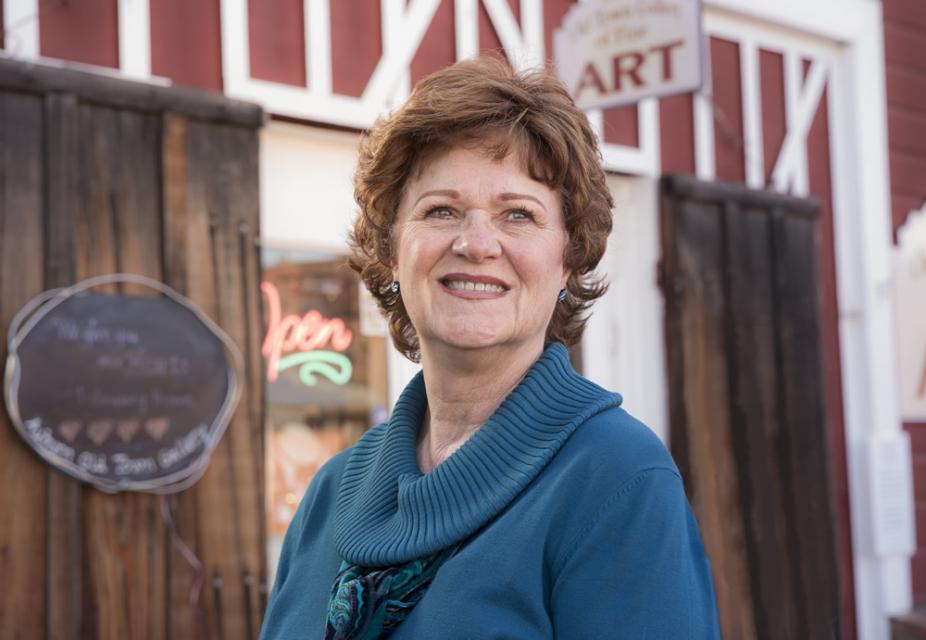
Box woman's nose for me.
[451,212,502,261]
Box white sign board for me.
[554,0,704,111]
[865,432,916,557]
[894,204,926,421]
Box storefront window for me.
[262,248,388,579]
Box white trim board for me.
[3,0,39,58]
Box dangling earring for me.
[558,288,567,302]
[390,281,400,294]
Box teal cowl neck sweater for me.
[261,342,721,638]
[334,342,620,566]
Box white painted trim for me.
[584,175,668,442]
[739,37,764,189]
[705,0,867,44]
[382,0,412,110]
[306,0,331,93]
[482,0,535,69]
[362,0,441,106]
[594,99,659,177]
[235,78,380,129]
[694,89,716,181]
[219,0,251,95]
[117,0,150,78]
[706,9,841,60]
[519,0,544,66]
[454,0,479,60]
[638,98,661,177]
[772,54,827,196]
[823,1,911,638]
[3,0,39,59]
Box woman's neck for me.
[415,341,544,473]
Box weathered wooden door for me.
[660,174,842,640]
[0,59,265,639]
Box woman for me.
[261,57,720,639]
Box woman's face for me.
[392,144,569,357]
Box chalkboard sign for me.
[4,274,241,493]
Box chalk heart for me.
[58,420,82,442]
[145,417,170,442]
[116,420,140,443]
[86,420,114,446]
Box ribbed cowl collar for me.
[333,343,622,566]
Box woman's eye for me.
[425,206,454,219]
[508,209,534,222]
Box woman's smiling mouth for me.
[439,274,510,297]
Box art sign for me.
[554,0,704,110]
[895,205,926,421]
[3,274,242,493]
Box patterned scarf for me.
[324,543,460,639]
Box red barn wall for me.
[150,0,223,92]
[38,0,118,68]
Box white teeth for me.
[446,280,504,293]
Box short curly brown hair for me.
[349,56,613,362]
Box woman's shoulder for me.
[554,405,680,488]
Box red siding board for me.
[915,550,926,606]
[150,0,223,92]
[889,110,926,156]
[759,49,786,186]
[885,22,926,75]
[915,457,926,495]
[411,0,455,86]
[909,423,926,605]
[544,0,575,69]
[807,85,857,640]
[885,0,926,239]
[917,503,926,549]
[248,0,306,87]
[38,0,119,68]
[659,93,695,175]
[910,424,926,456]
[603,106,639,147]
[890,151,926,197]
[887,66,926,113]
[709,37,745,183]
[885,0,926,31]
[330,0,381,98]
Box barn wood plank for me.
[167,119,265,640]
[0,89,48,640]
[241,155,269,619]
[195,120,264,640]
[75,104,168,640]
[772,212,841,640]
[662,193,757,640]
[44,91,84,640]
[223,123,268,624]
[723,203,799,639]
[0,57,263,128]
[161,115,213,639]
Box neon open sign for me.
[261,281,354,387]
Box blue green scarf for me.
[324,543,460,639]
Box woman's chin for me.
[425,327,510,352]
